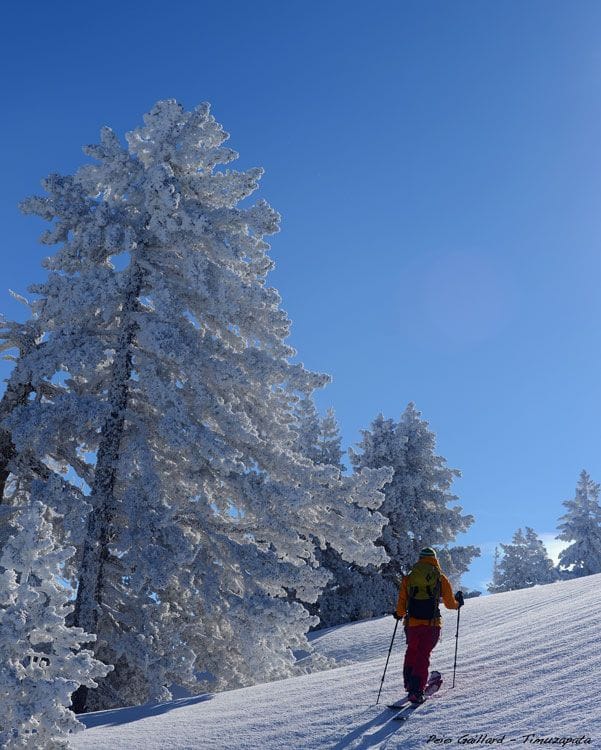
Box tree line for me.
[488,470,601,593]
[292,398,479,626]
[2,98,598,748]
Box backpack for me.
[406,561,441,621]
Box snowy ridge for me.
[74,574,601,749]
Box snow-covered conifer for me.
[0,497,110,748]
[292,396,323,465]
[289,400,345,619]
[317,408,345,472]
[318,403,477,625]
[557,470,601,578]
[487,527,557,593]
[4,100,390,709]
[292,400,344,471]
[488,546,503,594]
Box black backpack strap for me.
[428,571,442,624]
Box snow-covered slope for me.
[73,574,601,749]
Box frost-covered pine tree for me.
[351,407,454,574]
[312,412,394,627]
[292,399,344,471]
[318,408,345,472]
[292,396,324,465]
[352,405,476,573]
[290,401,356,623]
[292,403,397,627]
[318,403,477,625]
[3,100,390,710]
[488,546,503,594]
[557,470,601,578]
[487,527,557,593]
[0,497,110,748]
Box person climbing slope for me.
[393,546,464,704]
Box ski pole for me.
[376,618,399,705]
[452,606,461,688]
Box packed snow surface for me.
[73,574,601,749]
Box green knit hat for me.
[419,547,436,558]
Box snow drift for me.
[73,574,601,749]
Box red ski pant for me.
[403,625,440,693]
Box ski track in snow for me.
[73,574,601,749]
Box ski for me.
[386,700,409,710]
[386,671,442,710]
[391,672,442,721]
[392,702,423,721]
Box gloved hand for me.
[454,591,464,607]
[392,612,403,621]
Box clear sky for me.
[2,1,601,592]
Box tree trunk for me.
[72,264,143,713]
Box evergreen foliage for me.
[488,527,557,593]
[557,470,601,578]
[1,101,390,711]
[0,498,110,748]
[317,403,477,626]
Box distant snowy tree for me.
[293,405,395,628]
[292,396,323,465]
[317,403,477,625]
[489,546,503,594]
[317,408,345,472]
[290,402,362,624]
[350,405,475,575]
[557,470,601,578]
[3,100,390,710]
[293,400,344,471]
[0,498,110,748]
[487,528,557,593]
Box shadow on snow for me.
[329,707,407,750]
[80,694,214,729]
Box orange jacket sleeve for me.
[395,576,408,617]
[440,574,459,610]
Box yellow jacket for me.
[395,556,459,627]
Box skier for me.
[393,547,464,703]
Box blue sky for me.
[2,1,601,592]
